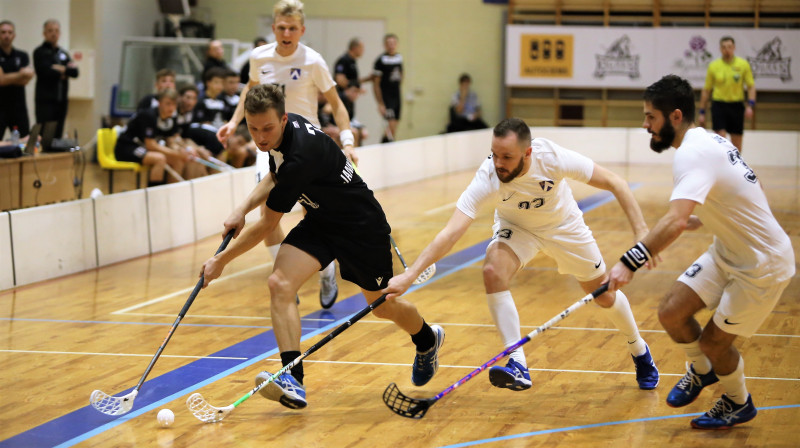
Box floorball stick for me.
[383,284,609,419]
[89,230,235,416]
[389,235,436,285]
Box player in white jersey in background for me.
[383,117,660,392]
[608,74,795,429]
[217,0,357,309]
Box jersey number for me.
[305,123,321,135]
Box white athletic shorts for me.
[255,150,269,183]
[678,250,790,337]
[488,218,606,282]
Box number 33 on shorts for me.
[494,229,513,239]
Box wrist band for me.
[747,99,755,108]
[698,109,705,115]
[340,129,355,147]
[620,242,652,272]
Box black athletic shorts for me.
[115,140,147,163]
[711,101,745,135]
[383,95,401,121]
[283,218,394,291]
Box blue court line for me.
[0,188,630,448]
[438,404,800,448]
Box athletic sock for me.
[147,177,166,187]
[678,338,713,375]
[320,261,335,278]
[717,356,748,405]
[487,291,527,367]
[267,244,280,260]
[280,351,303,384]
[411,320,435,352]
[601,290,647,356]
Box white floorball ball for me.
[157,408,175,427]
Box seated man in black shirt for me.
[136,69,175,113]
[194,67,232,131]
[200,84,445,410]
[115,88,193,186]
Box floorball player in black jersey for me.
[199,84,444,409]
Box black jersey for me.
[373,53,403,99]
[118,108,179,147]
[194,95,232,130]
[266,113,391,234]
[0,47,30,107]
[334,52,359,118]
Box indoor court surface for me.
[1,163,798,447]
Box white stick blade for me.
[90,389,138,416]
[413,264,436,285]
[187,392,233,423]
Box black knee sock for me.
[411,320,435,353]
[147,176,166,187]
[280,351,303,384]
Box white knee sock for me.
[267,243,280,261]
[717,356,748,405]
[487,291,526,367]
[321,261,335,279]
[678,338,713,375]
[601,290,647,356]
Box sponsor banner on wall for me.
[507,25,798,91]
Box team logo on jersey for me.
[539,180,554,191]
[290,68,302,80]
[298,193,319,209]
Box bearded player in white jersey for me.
[608,75,794,430]
[217,0,357,309]
[383,117,660,393]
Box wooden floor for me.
[1,162,798,448]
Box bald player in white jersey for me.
[383,117,660,393]
[217,0,357,309]
[609,75,794,430]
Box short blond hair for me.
[273,0,305,24]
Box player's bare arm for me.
[203,207,284,287]
[607,198,697,291]
[322,86,358,165]
[223,174,276,238]
[384,209,473,299]
[218,79,258,143]
[586,163,649,241]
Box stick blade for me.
[186,392,233,423]
[412,264,436,285]
[382,383,433,419]
[89,389,138,416]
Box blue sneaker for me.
[691,394,757,429]
[632,345,659,390]
[411,325,445,386]
[667,363,719,407]
[489,358,532,391]
[255,371,307,409]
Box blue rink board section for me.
[0,190,622,448]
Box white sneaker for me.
[319,262,338,309]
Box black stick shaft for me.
[134,230,235,391]
[389,235,408,269]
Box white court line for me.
[0,349,246,360]
[119,312,336,322]
[111,262,272,314]
[259,358,800,382]
[424,201,457,216]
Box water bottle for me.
[10,126,20,147]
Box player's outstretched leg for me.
[256,371,308,409]
[411,324,445,386]
[319,261,338,309]
[667,363,719,407]
[690,394,757,429]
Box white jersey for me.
[249,42,335,127]
[456,137,595,234]
[671,128,795,284]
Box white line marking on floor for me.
[424,201,457,215]
[111,262,272,314]
[0,349,247,360]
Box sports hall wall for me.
[2,127,799,292]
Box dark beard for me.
[649,120,676,153]
[496,157,525,183]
